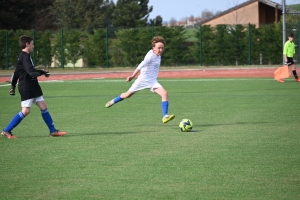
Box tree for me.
[169,18,177,26]
[115,27,152,66]
[201,9,214,20]
[256,23,282,65]
[212,24,228,65]
[225,24,247,66]
[190,25,214,65]
[34,30,52,67]
[64,30,83,68]
[154,26,189,66]
[51,0,115,30]
[83,29,107,67]
[149,15,163,26]
[0,0,55,30]
[112,0,153,28]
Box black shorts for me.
[287,57,294,65]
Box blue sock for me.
[162,101,168,117]
[4,112,25,132]
[41,108,56,133]
[113,95,124,103]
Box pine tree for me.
[51,0,115,30]
[112,0,153,28]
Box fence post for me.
[32,30,36,66]
[6,30,8,69]
[282,0,286,65]
[299,22,300,64]
[248,23,251,66]
[61,29,64,69]
[199,25,202,66]
[106,27,109,68]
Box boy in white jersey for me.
[105,36,175,124]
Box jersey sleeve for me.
[20,54,44,77]
[283,42,288,55]
[137,50,152,70]
[11,70,19,87]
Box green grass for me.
[185,27,198,42]
[289,4,300,11]
[0,78,300,199]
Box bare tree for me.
[225,0,249,24]
[201,9,214,19]
[169,18,177,26]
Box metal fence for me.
[1,20,299,69]
[285,11,300,64]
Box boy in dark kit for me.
[2,35,66,138]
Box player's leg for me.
[105,90,135,108]
[35,97,66,137]
[288,58,299,82]
[291,65,300,82]
[106,79,149,108]
[153,86,175,124]
[1,100,33,139]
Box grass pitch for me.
[0,78,299,199]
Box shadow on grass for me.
[66,131,155,137]
[200,121,272,127]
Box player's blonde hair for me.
[152,36,166,47]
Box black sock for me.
[292,70,298,78]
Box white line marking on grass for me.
[65,79,124,83]
[159,78,275,81]
[61,78,275,83]
[1,78,275,86]
[0,84,11,87]
[40,80,64,83]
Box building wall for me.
[202,1,260,27]
[259,3,281,24]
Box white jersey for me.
[129,50,163,92]
[136,49,161,82]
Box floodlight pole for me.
[282,0,286,64]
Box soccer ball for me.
[179,119,193,132]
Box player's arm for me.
[22,55,49,77]
[126,68,140,82]
[283,44,287,62]
[9,69,19,95]
[11,70,19,87]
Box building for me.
[166,17,203,27]
[197,0,282,27]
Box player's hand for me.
[9,87,15,96]
[126,76,134,82]
[44,70,50,77]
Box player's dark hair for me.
[152,36,166,47]
[19,35,33,49]
[289,33,294,38]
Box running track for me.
[0,68,279,83]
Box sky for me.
[147,0,298,22]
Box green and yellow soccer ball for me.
[179,119,193,132]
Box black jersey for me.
[14,51,45,101]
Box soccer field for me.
[0,78,299,199]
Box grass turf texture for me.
[0,78,299,199]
